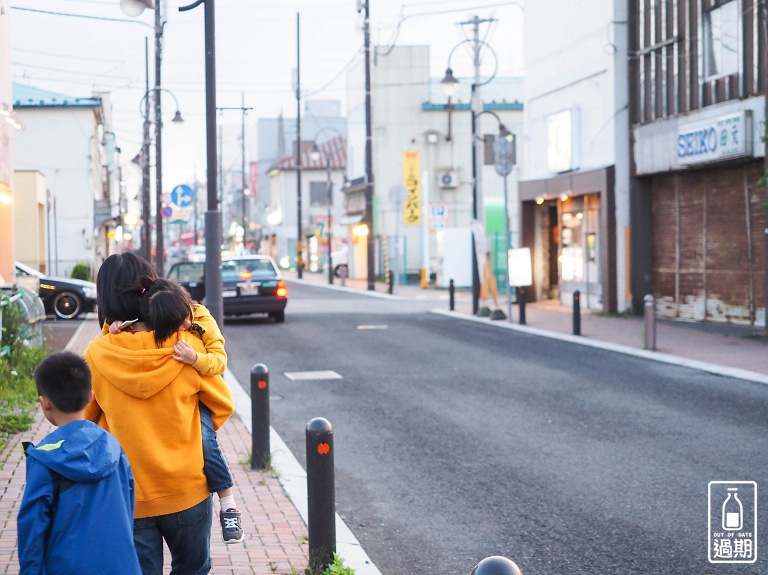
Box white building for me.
[266,135,347,272]
[13,84,120,278]
[518,0,630,313]
[344,44,524,287]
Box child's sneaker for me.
[220,508,244,544]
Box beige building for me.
[13,171,47,272]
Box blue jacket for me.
[17,420,141,575]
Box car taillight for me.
[276,281,287,297]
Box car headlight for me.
[82,286,97,299]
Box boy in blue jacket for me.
[17,351,141,575]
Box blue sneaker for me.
[220,508,244,544]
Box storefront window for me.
[560,211,583,282]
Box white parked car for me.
[324,246,348,278]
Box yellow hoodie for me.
[83,329,235,518]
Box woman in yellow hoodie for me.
[84,252,234,575]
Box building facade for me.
[265,136,347,272]
[519,0,630,313]
[629,0,768,325]
[345,44,524,286]
[13,84,118,278]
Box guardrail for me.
[0,286,46,351]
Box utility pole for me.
[154,0,165,276]
[296,12,304,278]
[216,94,253,250]
[761,0,768,339]
[362,0,375,290]
[466,15,494,314]
[141,37,151,262]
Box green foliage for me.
[319,554,355,575]
[0,297,46,453]
[71,263,92,282]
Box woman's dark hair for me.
[140,278,194,346]
[35,351,92,413]
[97,253,158,326]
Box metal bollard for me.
[250,364,270,469]
[573,289,581,336]
[387,270,394,294]
[518,286,526,325]
[470,556,524,575]
[339,265,347,287]
[306,417,336,574]
[644,293,656,350]
[449,279,455,311]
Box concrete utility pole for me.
[296,12,304,278]
[761,0,768,339]
[216,94,253,247]
[363,0,375,290]
[154,0,165,276]
[466,15,494,314]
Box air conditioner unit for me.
[438,170,459,189]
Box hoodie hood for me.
[25,420,122,483]
[85,331,186,399]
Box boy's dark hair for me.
[140,278,194,346]
[34,351,92,413]
[97,252,158,327]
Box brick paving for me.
[0,321,310,575]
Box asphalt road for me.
[223,281,768,575]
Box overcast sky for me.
[12,0,524,194]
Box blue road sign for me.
[171,184,193,207]
[161,205,173,218]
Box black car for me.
[15,261,98,320]
[167,255,288,322]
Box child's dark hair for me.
[34,351,92,413]
[139,278,194,346]
[97,252,158,327]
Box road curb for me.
[222,369,383,575]
[430,308,768,386]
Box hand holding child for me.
[172,341,197,365]
[109,318,139,334]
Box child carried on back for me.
[108,278,244,544]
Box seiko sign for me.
[677,111,751,166]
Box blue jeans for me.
[133,496,212,575]
[199,403,234,493]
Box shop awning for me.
[339,213,364,226]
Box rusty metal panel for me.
[652,162,766,325]
[651,173,680,315]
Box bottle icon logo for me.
[708,481,757,564]
[722,488,743,531]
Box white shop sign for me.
[677,111,751,166]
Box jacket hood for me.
[25,420,122,483]
[85,331,185,399]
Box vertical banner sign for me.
[403,151,421,225]
[249,161,259,200]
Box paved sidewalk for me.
[0,320,310,575]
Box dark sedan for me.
[15,261,97,320]
[167,255,288,322]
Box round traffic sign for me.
[171,184,194,208]
[161,205,173,218]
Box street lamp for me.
[440,16,498,315]
[138,87,184,274]
[309,128,345,285]
[217,93,253,251]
